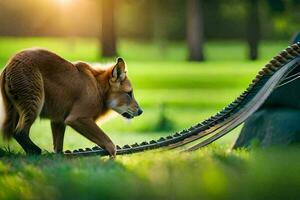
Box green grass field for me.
[0,37,299,200]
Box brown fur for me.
[0,48,142,156]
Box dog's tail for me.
[0,69,18,140]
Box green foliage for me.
[153,103,175,132]
[0,0,298,40]
[0,38,288,64]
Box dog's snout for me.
[137,108,143,116]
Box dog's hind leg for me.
[5,63,44,154]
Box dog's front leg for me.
[51,121,66,153]
[65,117,116,157]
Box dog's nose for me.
[137,108,143,116]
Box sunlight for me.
[56,0,74,7]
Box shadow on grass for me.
[0,147,21,157]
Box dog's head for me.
[106,58,143,119]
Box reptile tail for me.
[64,42,300,157]
[0,69,18,140]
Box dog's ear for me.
[111,57,126,82]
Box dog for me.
[0,48,143,156]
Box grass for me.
[1,148,300,200]
[0,37,299,199]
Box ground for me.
[0,38,299,200]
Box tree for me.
[246,0,260,60]
[100,0,117,57]
[186,0,205,61]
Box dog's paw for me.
[105,142,116,158]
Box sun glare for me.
[57,0,74,7]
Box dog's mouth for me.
[122,112,134,119]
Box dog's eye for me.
[127,91,133,98]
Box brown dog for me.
[0,48,143,156]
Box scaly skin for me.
[64,43,300,157]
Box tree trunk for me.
[186,0,204,61]
[100,0,117,58]
[246,0,260,60]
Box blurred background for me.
[0,0,299,150]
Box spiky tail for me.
[0,69,18,140]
